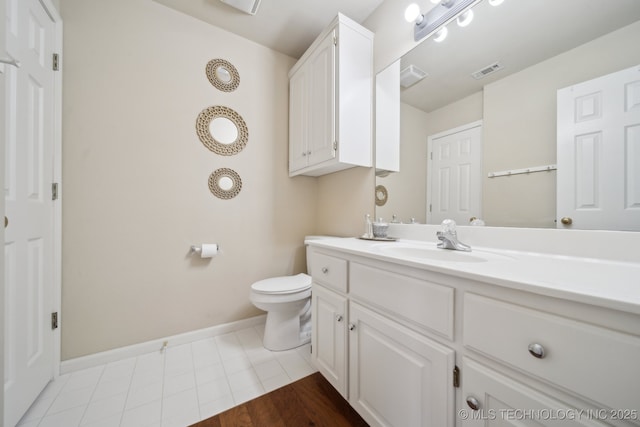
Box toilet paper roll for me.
[200,244,218,258]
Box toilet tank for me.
[304,235,338,275]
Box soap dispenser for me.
[362,214,373,239]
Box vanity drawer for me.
[310,252,348,293]
[463,292,640,411]
[350,262,454,339]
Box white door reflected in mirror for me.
[210,117,238,144]
[218,176,234,191]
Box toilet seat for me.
[251,273,311,295]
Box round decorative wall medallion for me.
[196,105,248,156]
[375,185,388,206]
[208,168,242,200]
[206,58,240,92]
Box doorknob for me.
[560,217,573,225]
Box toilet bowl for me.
[249,236,333,351]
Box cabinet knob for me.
[302,152,307,156]
[348,323,356,331]
[466,396,480,411]
[528,343,546,359]
[321,267,329,274]
[307,150,311,155]
[336,315,343,322]
[560,217,573,225]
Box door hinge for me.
[333,33,337,46]
[453,365,460,388]
[52,53,60,71]
[429,204,432,212]
[333,141,338,151]
[52,183,59,200]
[51,312,58,330]
[430,152,433,160]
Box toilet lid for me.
[251,273,312,294]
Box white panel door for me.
[288,66,308,173]
[557,65,640,231]
[311,284,347,398]
[4,0,57,425]
[307,30,336,167]
[427,122,482,225]
[348,302,455,427]
[461,358,607,427]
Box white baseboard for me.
[60,314,267,375]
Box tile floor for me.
[17,324,317,427]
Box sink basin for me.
[372,243,514,263]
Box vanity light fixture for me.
[407,0,482,42]
[456,9,474,27]
[433,27,449,42]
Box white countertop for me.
[308,237,640,315]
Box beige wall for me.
[60,0,319,359]
[483,20,640,228]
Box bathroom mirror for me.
[208,168,242,199]
[209,117,238,145]
[196,105,248,156]
[375,0,640,230]
[206,58,240,92]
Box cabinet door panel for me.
[311,284,347,397]
[289,68,308,172]
[307,29,336,166]
[349,302,455,427]
[462,358,608,427]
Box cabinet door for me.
[349,302,455,427]
[289,66,308,173]
[461,358,608,427]
[307,29,336,167]
[311,284,348,397]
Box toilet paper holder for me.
[190,244,220,255]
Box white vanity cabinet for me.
[309,239,640,427]
[288,13,373,177]
[310,247,456,427]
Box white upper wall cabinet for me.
[288,14,374,177]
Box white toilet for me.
[250,236,330,351]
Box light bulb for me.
[433,26,448,42]
[456,9,474,27]
[404,3,421,22]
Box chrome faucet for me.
[436,219,471,252]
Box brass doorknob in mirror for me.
[560,217,573,225]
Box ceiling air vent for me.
[400,65,428,88]
[219,0,262,15]
[471,61,504,80]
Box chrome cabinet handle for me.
[466,396,480,411]
[528,343,546,359]
[336,315,343,322]
[321,267,329,274]
[348,323,356,331]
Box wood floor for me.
[190,372,369,427]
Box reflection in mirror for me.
[206,58,240,92]
[375,0,640,231]
[208,168,242,200]
[209,117,238,145]
[215,66,232,83]
[218,176,234,191]
[196,105,248,156]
